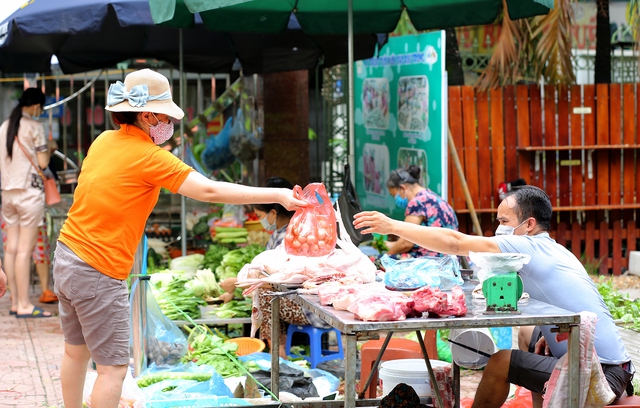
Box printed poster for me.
[354,31,448,220]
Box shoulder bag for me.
[15,136,61,206]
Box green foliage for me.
[596,277,640,332]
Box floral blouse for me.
[405,189,459,258]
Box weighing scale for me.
[482,272,523,314]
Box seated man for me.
[354,185,634,408]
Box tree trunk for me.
[445,28,465,86]
[594,0,611,84]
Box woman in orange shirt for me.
[53,69,306,408]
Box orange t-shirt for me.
[58,124,193,280]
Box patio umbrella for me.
[0,0,383,74]
[150,0,552,184]
[152,0,551,34]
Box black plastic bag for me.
[335,164,372,246]
[252,364,318,399]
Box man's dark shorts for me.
[507,327,633,397]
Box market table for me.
[269,284,581,408]
[172,317,252,337]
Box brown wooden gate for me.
[447,84,640,275]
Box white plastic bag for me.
[469,252,530,282]
[83,370,146,408]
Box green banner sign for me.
[355,31,448,219]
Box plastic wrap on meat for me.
[410,285,467,317]
[347,294,407,322]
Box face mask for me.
[260,212,277,232]
[394,193,409,209]
[148,113,174,145]
[495,219,528,236]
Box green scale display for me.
[482,272,523,313]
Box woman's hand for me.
[353,211,397,235]
[278,188,307,211]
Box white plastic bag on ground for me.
[83,370,146,408]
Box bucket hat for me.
[105,68,184,120]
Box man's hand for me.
[353,211,397,235]
[534,336,550,356]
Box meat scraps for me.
[411,285,467,317]
[347,294,409,322]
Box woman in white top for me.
[0,88,56,317]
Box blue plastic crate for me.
[145,396,251,408]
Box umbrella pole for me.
[180,29,188,257]
[347,0,356,183]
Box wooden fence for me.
[447,84,640,275]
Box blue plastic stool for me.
[285,324,344,368]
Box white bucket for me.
[449,328,499,369]
[378,358,450,398]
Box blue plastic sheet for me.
[382,254,463,291]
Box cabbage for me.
[169,254,205,277]
[185,278,206,297]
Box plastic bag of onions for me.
[284,183,337,257]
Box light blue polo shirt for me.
[493,232,629,364]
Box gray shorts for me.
[53,242,130,366]
[508,327,633,398]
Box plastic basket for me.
[225,337,265,356]
[243,220,264,232]
[145,396,251,407]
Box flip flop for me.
[39,289,58,304]
[9,310,16,315]
[16,306,52,318]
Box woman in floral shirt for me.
[386,165,458,258]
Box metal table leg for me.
[416,330,445,408]
[358,331,394,399]
[453,362,460,408]
[270,296,280,399]
[344,334,358,408]
[567,323,580,408]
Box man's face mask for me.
[495,219,528,236]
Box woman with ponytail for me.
[0,88,56,317]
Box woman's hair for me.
[253,177,295,218]
[6,88,46,159]
[386,165,421,189]
[111,111,140,126]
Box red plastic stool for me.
[359,331,439,398]
[609,395,640,406]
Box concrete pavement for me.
[0,291,63,407]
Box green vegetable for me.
[215,230,249,239]
[201,244,230,272]
[169,254,205,275]
[214,244,264,281]
[136,371,212,388]
[152,275,206,320]
[215,227,248,233]
[218,238,248,244]
[196,268,222,298]
[193,221,210,236]
[181,325,246,378]
[596,277,640,330]
[211,299,252,319]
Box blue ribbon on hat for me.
[106,81,171,108]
